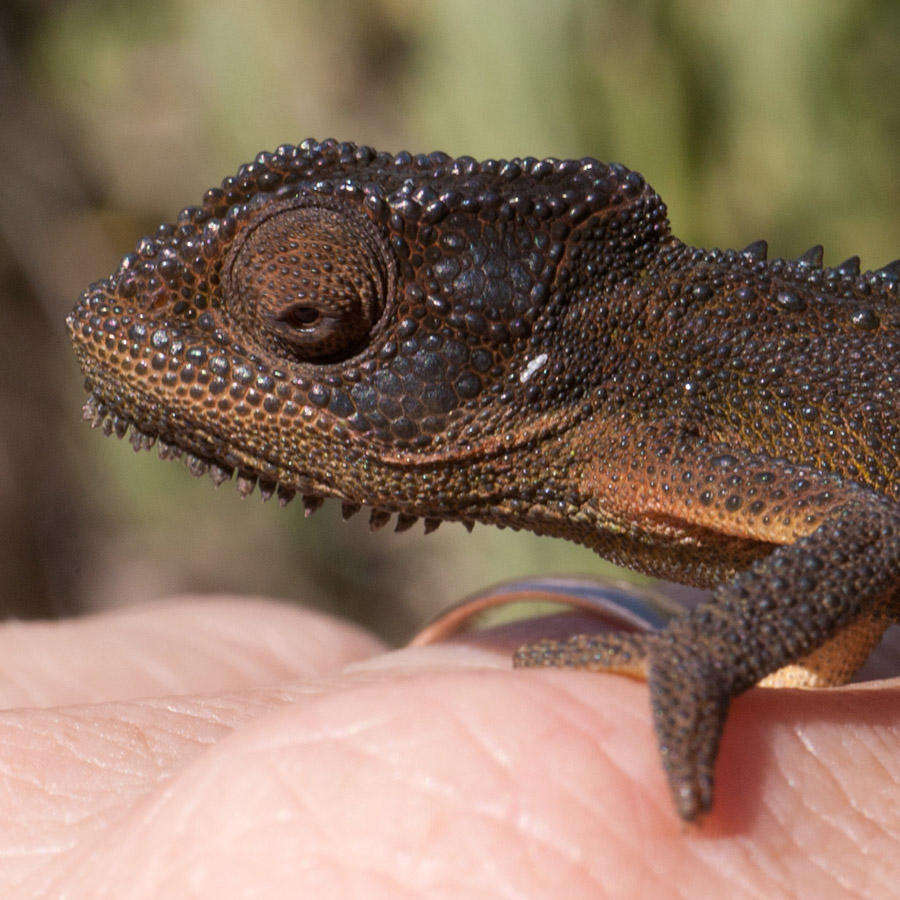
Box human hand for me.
[0,598,896,897]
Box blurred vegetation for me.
[1,0,896,639]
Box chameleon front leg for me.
[516,428,899,820]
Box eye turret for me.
[227,201,393,362]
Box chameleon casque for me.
[67,139,899,821]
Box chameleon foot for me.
[514,630,651,678]
[515,628,725,821]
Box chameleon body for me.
[67,140,899,820]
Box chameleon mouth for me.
[79,389,460,535]
[81,391,295,501]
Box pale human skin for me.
[0,598,896,897]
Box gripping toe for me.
[514,630,651,678]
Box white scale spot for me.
[519,353,548,383]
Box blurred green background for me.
[1,0,897,640]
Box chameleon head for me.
[67,139,668,527]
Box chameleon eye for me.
[279,305,321,327]
[227,201,393,363]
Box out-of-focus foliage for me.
[2,0,897,638]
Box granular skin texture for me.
[67,139,899,821]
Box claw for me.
[341,501,361,519]
[423,517,442,534]
[258,480,276,502]
[277,486,296,507]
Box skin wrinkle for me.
[790,730,889,894]
[99,697,240,744]
[402,755,596,882]
[131,709,228,749]
[857,765,900,860]
[520,691,721,889]
[0,763,51,797]
[801,824,870,900]
[145,697,266,734]
[509,677,700,891]
[689,828,782,900]
[6,722,152,810]
[181,777,315,885]
[762,771,821,891]
[777,750,861,894]
[50,712,160,780]
[801,729,879,846]
[837,726,900,831]
[724,824,792,900]
[552,773,678,896]
[794,729,872,842]
[786,795,850,894]
[423,803,556,899]
[75,706,167,758]
[847,727,896,787]
[517,798,649,900]
[515,685,662,880]
[439,694,518,776]
[270,740,417,853]
[386,742,518,829]
[664,831,757,898]
[765,741,875,896]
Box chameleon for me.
[67,139,899,821]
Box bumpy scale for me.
[68,139,899,821]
